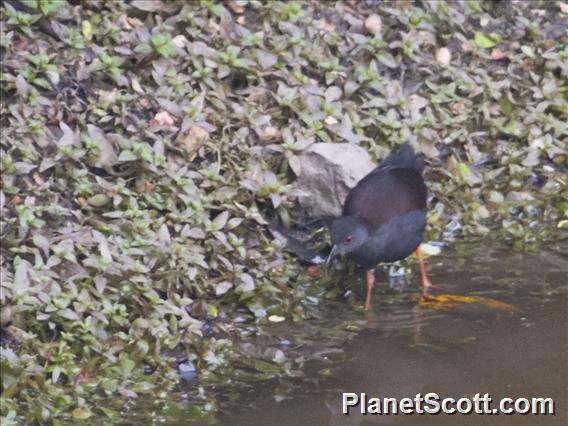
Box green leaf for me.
[474,32,501,48]
[72,407,92,420]
[82,20,93,41]
[257,51,278,70]
[88,194,111,207]
[520,45,534,57]
[52,366,63,383]
[45,69,59,85]
[118,150,137,162]
[59,309,80,321]
[489,191,504,204]
[215,281,233,296]
[376,52,398,68]
[212,211,229,230]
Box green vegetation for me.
[1,0,566,423]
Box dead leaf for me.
[260,126,281,142]
[307,265,322,278]
[450,101,466,114]
[127,17,142,28]
[0,305,12,326]
[180,126,209,154]
[14,36,30,51]
[490,48,508,60]
[151,110,176,127]
[32,172,45,186]
[315,18,336,33]
[227,0,246,14]
[76,197,88,208]
[418,294,518,313]
[461,41,473,53]
[135,178,156,193]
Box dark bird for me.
[327,143,432,310]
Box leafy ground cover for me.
[0,0,566,423]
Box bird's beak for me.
[326,244,339,267]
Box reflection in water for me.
[221,241,567,425]
[126,241,568,425]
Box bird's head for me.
[327,216,369,265]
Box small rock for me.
[1,305,12,326]
[436,47,451,66]
[171,35,188,49]
[365,14,382,35]
[178,361,197,381]
[268,315,286,323]
[259,126,281,142]
[291,143,376,218]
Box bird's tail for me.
[378,143,424,174]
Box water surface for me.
[129,240,568,425]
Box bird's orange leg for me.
[364,270,375,310]
[416,246,432,289]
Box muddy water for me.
[128,240,568,425]
[219,241,568,426]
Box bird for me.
[327,143,432,310]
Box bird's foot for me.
[364,269,375,310]
[421,276,433,290]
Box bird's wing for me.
[343,167,427,231]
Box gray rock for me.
[291,143,376,218]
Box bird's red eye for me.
[344,235,353,245]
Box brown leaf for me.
[314,18,336,33]
[76,197,88,209]
[0,305,12,326]
[135,178,156,193]
[180,126,209,154]
[450,101,466,114]
[227,0,246,14]
[490,48,508,60]
[32,172,45,186]
[307,265,322,279]
[259,126,281,142]
[151,110,176,127]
